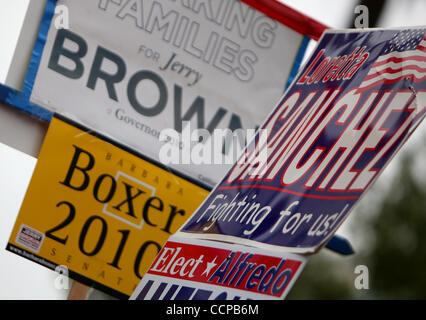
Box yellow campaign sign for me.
[7,115,209,298]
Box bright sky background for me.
[0,0,425,300]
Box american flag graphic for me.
[359,29,426,90]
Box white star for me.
[201,256,218,277]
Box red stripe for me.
[359,73,426,91]
[372,55,426,68]
[241,0,329,40]
[364,64,426,81]
[417,45,426,53]
[218,185,359,200]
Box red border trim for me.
[241,0,329,41]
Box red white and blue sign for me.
[177,27,426,252]
[130,236,306,300]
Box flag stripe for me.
[375,41,426,62]
[367,60,426,74]
[359,31,425,90]
[376,51,426,64]
[360,73,426,90]
[362,68,426,85]
[417,45,426,52]
[364,64,426,81]
[372,55,426,69]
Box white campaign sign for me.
[30,0,306,186]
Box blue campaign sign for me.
[178,28,426,252]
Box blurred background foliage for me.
[287,132,426,299]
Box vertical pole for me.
[67,281,91,300]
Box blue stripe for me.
[191,289,213,300]
[0,83,52,122]
[0,83,10,101]
[151,282,167,300]
[174,286,195,300]
[136,280,154,300]
[285,35,310,90]
[162,284,179,300]
[326,234,355,255]
[21,0,57,98]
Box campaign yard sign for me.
[27,0,319,187]
[4,0,329,299]
[174,27,426,253]
[7,115,209,298]
[130,235,306,300]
